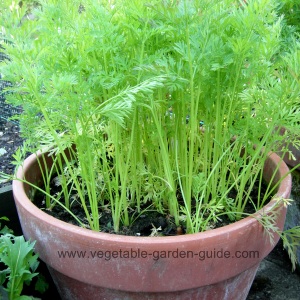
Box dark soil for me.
[0,119,23,188]
[33,170,263,237]
[38,197,181,236]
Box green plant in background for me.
[279,0,300,32]
[0,217,47,300]
[1,0,300,264]
[275,39,300,110]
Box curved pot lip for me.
[13,151,292,246]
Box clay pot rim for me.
[12,151,291,245]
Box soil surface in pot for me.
[33,174,264,237]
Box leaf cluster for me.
[0,217,44,300]
[0,0,300,242]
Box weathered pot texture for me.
[12,151,291,300]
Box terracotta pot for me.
[12,151,291,300]
[277,126,300,171]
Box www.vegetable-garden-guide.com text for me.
[57,248,260,261]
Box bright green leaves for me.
[1,0,300,236]
[0,218,41,300]
[282,226,300,271]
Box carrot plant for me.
[1,0,300,264]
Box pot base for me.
[49,263,259,300]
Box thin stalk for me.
[147,101,179,225]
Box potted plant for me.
[1,0,300,299]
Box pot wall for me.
[12,151,291,299]
[48,264,259,300]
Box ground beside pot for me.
[247,240,300,300]
[247,171,300,300]
[0,185,61,300]
[0,119,23,189]
[284,170,300,273]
